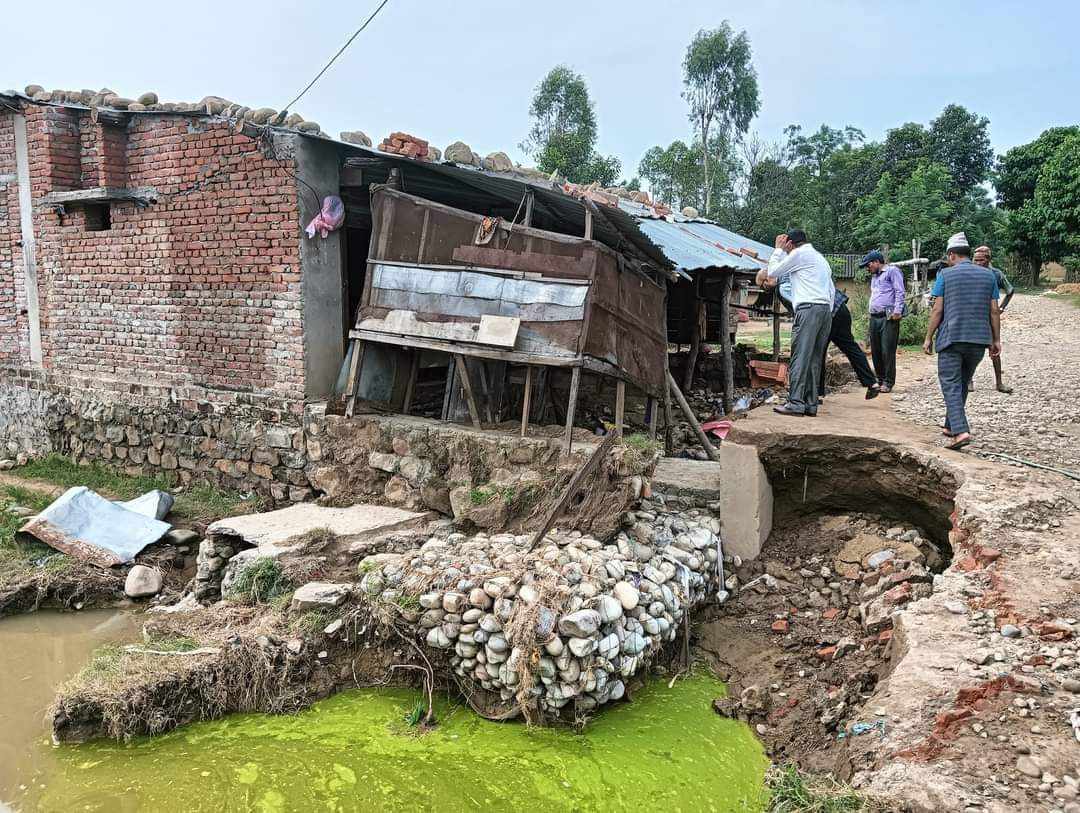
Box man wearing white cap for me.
[922,232,1002,450]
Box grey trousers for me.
[938,342,986,435]
[788,303,831,414]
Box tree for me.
[682,23,760,216]
[1033,133,1080,279]
[521,65,621,184]
[856,161,954,258]
[639,135,738,213]
[996,126,1080,283]
[927,104,993,200]
[882,122,929,183]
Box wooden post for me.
[564,366,582,453]
[771,293,781,362]
[344,340,365,418]
[520,365,533,437]
[614,379,626,437]
[684,290,706,393]
[529,432,619,551]
[474,360,494,423]
[646,397,657,440]
[719,273,734,415]
[666,370,721,462]
[524,191,534,226]
[440,359,455,421]
[584,207,593,240]
[663,369,675,456]
[402,350,420,415]
[454,355,483,430]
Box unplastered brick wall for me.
[0,104,316,495]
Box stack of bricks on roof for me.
[0,83,766,503]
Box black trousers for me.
[869,314,900,388]
[819,303,877,395]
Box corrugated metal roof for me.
[622,203,773,274]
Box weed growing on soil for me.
[228,558,291,605]
[290,609,333,635]
[766,765,883,813]
[173,483,263,525]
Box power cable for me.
[281,0,393,113]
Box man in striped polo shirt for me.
[922,232,1002,451]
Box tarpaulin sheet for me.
[19,486,171,568]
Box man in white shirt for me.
[755,229,835,417]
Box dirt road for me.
[892,292,1080,480]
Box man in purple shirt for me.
[860,250,906,393]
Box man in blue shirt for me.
[922,232,1002,451]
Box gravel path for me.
[892,292,1080,476]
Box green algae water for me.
[15,673,765,812]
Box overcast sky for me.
[2,0,1076,180]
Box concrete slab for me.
[652,442,773,561]
[207,503,431,555]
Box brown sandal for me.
[945,436,972,451]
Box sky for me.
[2,0,1077,182]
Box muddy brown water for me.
[0,610,141,808]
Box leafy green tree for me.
[882,122,929,183]
[521,65,621,184]
[856,161,954,257]
[639,136,738,212]
[997,126,1080,283]
[927,104,993,200]
[682,23,760,215]
[1033,132,1080,279]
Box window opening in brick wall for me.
[84,203,111,231]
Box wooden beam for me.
[666,370,720,462]
[440,360,456,420]
[344,340,365,418]
[646,397,657,440]
[474,360,494,423]
[584,207,593,240]
[454,354,483,430]
[402,350,420,414]
[530,432,619,551]
[564,366,582,454]
[719,273,734,415]
[520,365,533,437]
[614,379,626,437]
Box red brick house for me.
[0,89,684,501]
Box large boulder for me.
[124,565,163,598]
[482,152,513,173]
[340,130,372,147]
[445,141,479,166]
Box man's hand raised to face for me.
[774,234,791,251]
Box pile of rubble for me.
[355,491,727,719]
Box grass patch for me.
[226,557,290,605]
[172,482,263,526]
[17,454,173,500]
[766,765,883,813]
[289,609,333,634]
[743,329,792,354]
[1049,291,1080,309]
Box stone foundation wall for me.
[0,370,317,501]
[310,414,656,537]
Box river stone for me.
[613,581,640,610]
[622,632,646,655]
[568,636,597,657]
[642,565,667,584]
[426,626,452,648]
[867,549,895,569]
[291,582,351,611]
[443,592,467,613]
[558,609,601,637]
[605,560,625,580]
[469,587,492,609]
[479,614,502,633]
[163,528,200,546]
[462,608,483,623]
[598,633,620,659]
[518,584,541,604]
[597,595,623,624]
[545,636,565,656]
[124,565,163,598]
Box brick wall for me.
[0,103,319,499]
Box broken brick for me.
[821,608,840,621]
[883,581,913,605]
[977,547,1001,564]
[815,645,837,661]
[771,620,789,634]
[955,556,980,572]
[877,629,893,644]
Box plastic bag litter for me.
[305,195,345,239]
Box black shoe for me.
[865,386,880,400]
[805,410,818,418]
[773,404,805,417]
